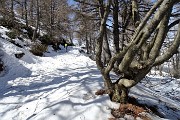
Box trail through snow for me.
[0,38,118,120]
[0,37,180,120]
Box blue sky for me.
[68,0,76,5]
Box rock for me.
[0,63,3,71]
[15,53,25,59]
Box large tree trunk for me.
[96,0,179,104]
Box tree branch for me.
[118,0,176,74]
[74,0,99,7]
[132,0,164,42]
[148,8,172,63]
[154,22,180,66]
[96,0,112,71]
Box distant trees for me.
[74,0,113,60]
[76,0,180,103]
[0,0,72,42]
[0,0,15,25]
[0,1,179,104]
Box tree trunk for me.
[24,0,28,27]
[102,28,112,65]
[32,0,40,41]
[111,83,128,103]
[85,32,89,54]
[113,0,120,53]
[29,0,34,26]
[10,0,15,24]
[95,0,179,104]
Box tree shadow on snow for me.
[129,85,180,120]
[0,64,105,115]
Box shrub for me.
[25,26,34,39]
[30,43,47,56]
[6,29,19,39]
[0,18,14,28]
[171,69,180,78]
[67,42,75,46]
[39,34,53,45]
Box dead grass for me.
[95,90,169,120]
[110,96,154,120]
[95,89,106,95]
[95,89,113,95]
[111,103,148,119]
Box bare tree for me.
[95,0,180,103]
[32,0,40,41]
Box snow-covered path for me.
[0,38,180,120]
[0,39,118,120]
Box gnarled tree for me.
[95,0,180,103]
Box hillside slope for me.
[0,26,180,120]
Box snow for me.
[0,26,180,120]
[0,26,10,39]
[0,37,119,120]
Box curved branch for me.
[96,0,112,71]
[132,0,164,41]
[105,47,128,74]
[154,22,180,66]
[149,8,172,62]
[117,0,176,75]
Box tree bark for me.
[94,0,179,104]
[112,0,120,53]
[32,0,40,41]
[24,0,28,27]
[96,0,113,89]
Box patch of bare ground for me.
[96,90,152,119]
[111,102,150,120]
[95,89,177,120]
[109,96,166,120]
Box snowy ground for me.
[0,38,120,120]
[0,26,180,120]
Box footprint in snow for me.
[82,93,96,101]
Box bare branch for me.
[74,0,99,7]
[132,0,164,41]
[96,0,112,71]
[154,22,180,66]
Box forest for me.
[0,0,180,120]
